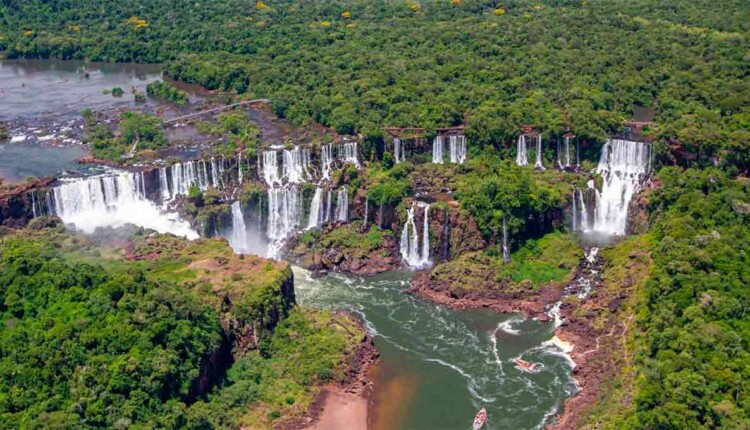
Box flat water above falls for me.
[294,268,578,430]
[0,141,89,183]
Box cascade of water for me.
[335,187,348,222]
[262,151,280,185]
[400,203,431,268]
[321,144,334,181]
[576,141,581,169]
[325,189,333,224]
[159,167,170,201]
[282,146,311,183]
[364,196,369,226]
[572,192,578,232]
[592,139,651,234]
[229,201,249,253]
[394,138,403,164]
[267,185,303,257]
[432,136,444,164]
[238,153,243,185]
[502,216,510,263]
[29,192,37,218]
[449,135,467,164]
[516,135,528,166]
[307,187,324,230]
[534,135,545,170]
[339,141,360,168]
[578,190,588,232]
[50,172,197,238]
[557,139,563,168]
[135,171,146,198]
[565,137,571,167]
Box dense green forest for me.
[0,229,364,429]
[2,0,750,169]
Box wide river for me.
[295,268,577,430]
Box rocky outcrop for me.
[0,178,55,228]
[626,179,659,235]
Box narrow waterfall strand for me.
[335,187,348,222]
[400,203,431,268]
[307,187,324,230]
[262,151,280,185]
[339,141,360,168]
[432,136,444,164]
[229,201,249,253]
[516,135,528,166]
[534,135,545,170]
[321,144,334,181]
[394,138,402,164]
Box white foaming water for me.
[534,135,545,170]
[160,158,226,201]
[50,172,197,239]
[564,136,572,167]
[307,187,325,230]
[335,187,349,222]
[498,318,523,335]
[321,144,334,181]
[282,146,311,183]
[237,152,243,184]
[262,150,280,185]
[400,202,431,268]
[267,185,303,257]
[547,302,563,329]
[393,137,403,164]
[449,135,467,164]
[432,136,444,164]
[593,139,652,235]
[516,135,528,166]
[229,201,249,253]
[339,141,360,168]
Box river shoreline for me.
[278,313,378,430]
[406,247,642,430]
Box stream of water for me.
[294,268,578,430]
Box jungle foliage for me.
[1,0,750,169]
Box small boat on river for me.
[473,407,487,429]
[513,357,544,373]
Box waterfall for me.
[134,171,146,199]
[502,216,510,263]
[159,158,225,201]
[159,167,170,201]
[516,135,528,166]
[578,190,589,232]
[557,139,563,168]
[321,144,334,181]
[339,141,360,168]
[572,192,578,232]
[238,152,243,185]
[363,196,369,226]
[267,185,303,257]
[394,138,403,164]
[307,187,324,230]
[282,146,311,183]
[534,135,545,170]
[592,139,652,235]
[565,137,572,167]
[449,135,467,164]
[400,203,431,268]
[576,141,581,169]
[49,172,197,238]
[432,136,444,164]
[229,201,249,253]
[262,151,280,185]
[335,187,348,222]
[325,189,333,223]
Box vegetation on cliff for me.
[0,226,367,429]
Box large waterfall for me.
[335,187,348,222]
[400,202,431,268]
[159,158,226,201]
[432,136,444,164]
[307,187,324,230]
[516,135,528,166]
[339,141,360,168]
[49,172,197,238]
[262,150,281,185]
[592,139,651,234]
[282,146,311,183]
[267,186,303,257]
[534,135,545,170]
[321,144,334,181]
[449,135,467,164]
[433,135,467,164]
[229,201,249,253]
